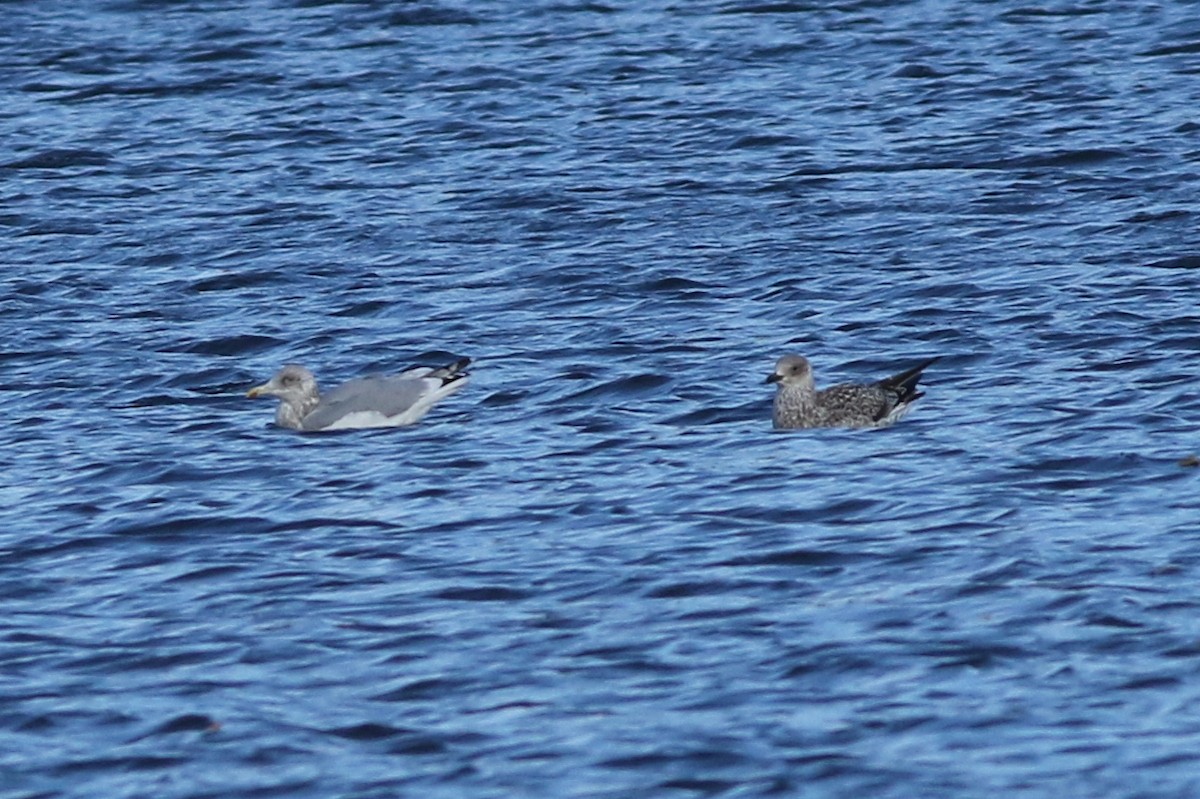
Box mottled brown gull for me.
[247,357,470,431]
[767,354,937,429]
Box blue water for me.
[4,1,1200,796]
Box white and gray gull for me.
[767,354,938,429]
[248,357,470,431]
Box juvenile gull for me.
[247,357,470,431]
[767,354,938,429]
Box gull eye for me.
[281,374,298,387]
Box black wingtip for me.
[412,355,472,384]
[442,356,471,383]
[907,356,940,373]
[879,357,938,401]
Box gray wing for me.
[300,375,433,430]
[817,383,894,426]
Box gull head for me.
[247,364,318,405]
[766,354,814,388]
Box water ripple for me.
[3,1,1200,797]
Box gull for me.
[767,354,937,429]
[248,357,470,431]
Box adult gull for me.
[248,357,470,431]
[767,354,937,429]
